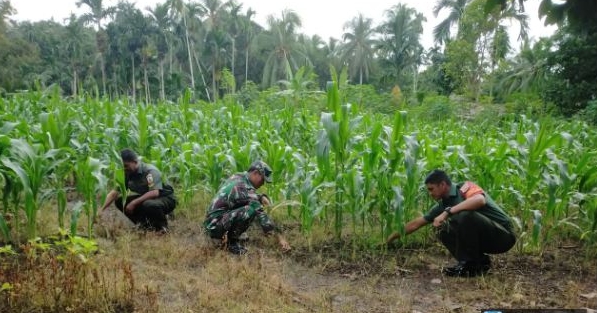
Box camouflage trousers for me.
[204,205,258,240]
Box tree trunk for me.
[183,16,195,90]
[192,48,211,102]
[159,59,165,101]
[359,67,363,85]
[231,39,235,92]
[212,49,218,102]
[245,47,249,87]
[100,55,107,97]
[144,63,150,104]
[72,68,78,97]
[132,55,136,103]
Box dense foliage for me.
[0,0,595,119]
[1,85,597,251]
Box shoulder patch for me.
[461,181,484,198]
[147,173,154,188]
[459,182,471,193]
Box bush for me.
[576,100,597,125]
[411,95,454,121]
[503,92,547,116]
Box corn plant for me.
[74,157,108,238]
[319,68,360,240]
[1,139,64,239]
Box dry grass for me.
[1,196,597,313]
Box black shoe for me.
[480,254,491,271]
[227,240,247,255]
[442,261,489,277]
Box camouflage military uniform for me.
[203,172,277,241]
[116,161,176,230]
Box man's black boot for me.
[227,239,248,255]
[442,260,489,277]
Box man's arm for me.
[125,189,160,213]
[432,193,486,227]
[99,190,120,212]
[385,216,429,245]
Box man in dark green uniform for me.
[204,161,291,255]
[99,149,176,233]
[386,169,516,277]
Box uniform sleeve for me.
[460,181,484,199]
[423,204,444,223]
[226,181,254,209]
[256,208,278,234]
[146,169,163,190]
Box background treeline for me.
[0,0,595,119]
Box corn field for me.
[1,83,597,251]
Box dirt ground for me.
[91,212,597,313]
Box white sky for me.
[10,0,556,49]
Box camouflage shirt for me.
[205,173,277,233]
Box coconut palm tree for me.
[432,0,469,45]
[376,4,426,89]
[261,10,306,88]
[341,14,378,85]
[201,0,233,101]
[168,0,203,91]
[147,2,173,101]
[76,0,116,97]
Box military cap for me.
[248,160,273,183]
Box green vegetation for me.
[1,85,596,250]
[0,0,594,121]
[1,0,597,311]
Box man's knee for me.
[141,198,169,211]
[455,210,477,222]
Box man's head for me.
[247,160,273,188]
[424,169,452,200]
[121,148,139,174]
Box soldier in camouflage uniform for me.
[386,169,516,277]
[204,161,291,255]
[99,149,176,233]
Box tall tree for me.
[201,0,232,101]
[261,9,305,88]
[168,0,202,92]
[238,8,257,86]
[341,14,377,85]
[0,0,14,34]
[63,14,94,96]
[76,0,116,96]
[432,0,469,45]
[376,4,425,91]
[147,2,173,101]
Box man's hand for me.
[433,212,449,227]
[277,234,291,252]
[259,194,271,207]
[125,202,137,214]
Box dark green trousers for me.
[115,195,176,230]
[438,211,516,262]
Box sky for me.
[10,0,557,50]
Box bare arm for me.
[433,194,486,227]
[99,190,120,212]
[385,216,429,245]
[125,189,160,213]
